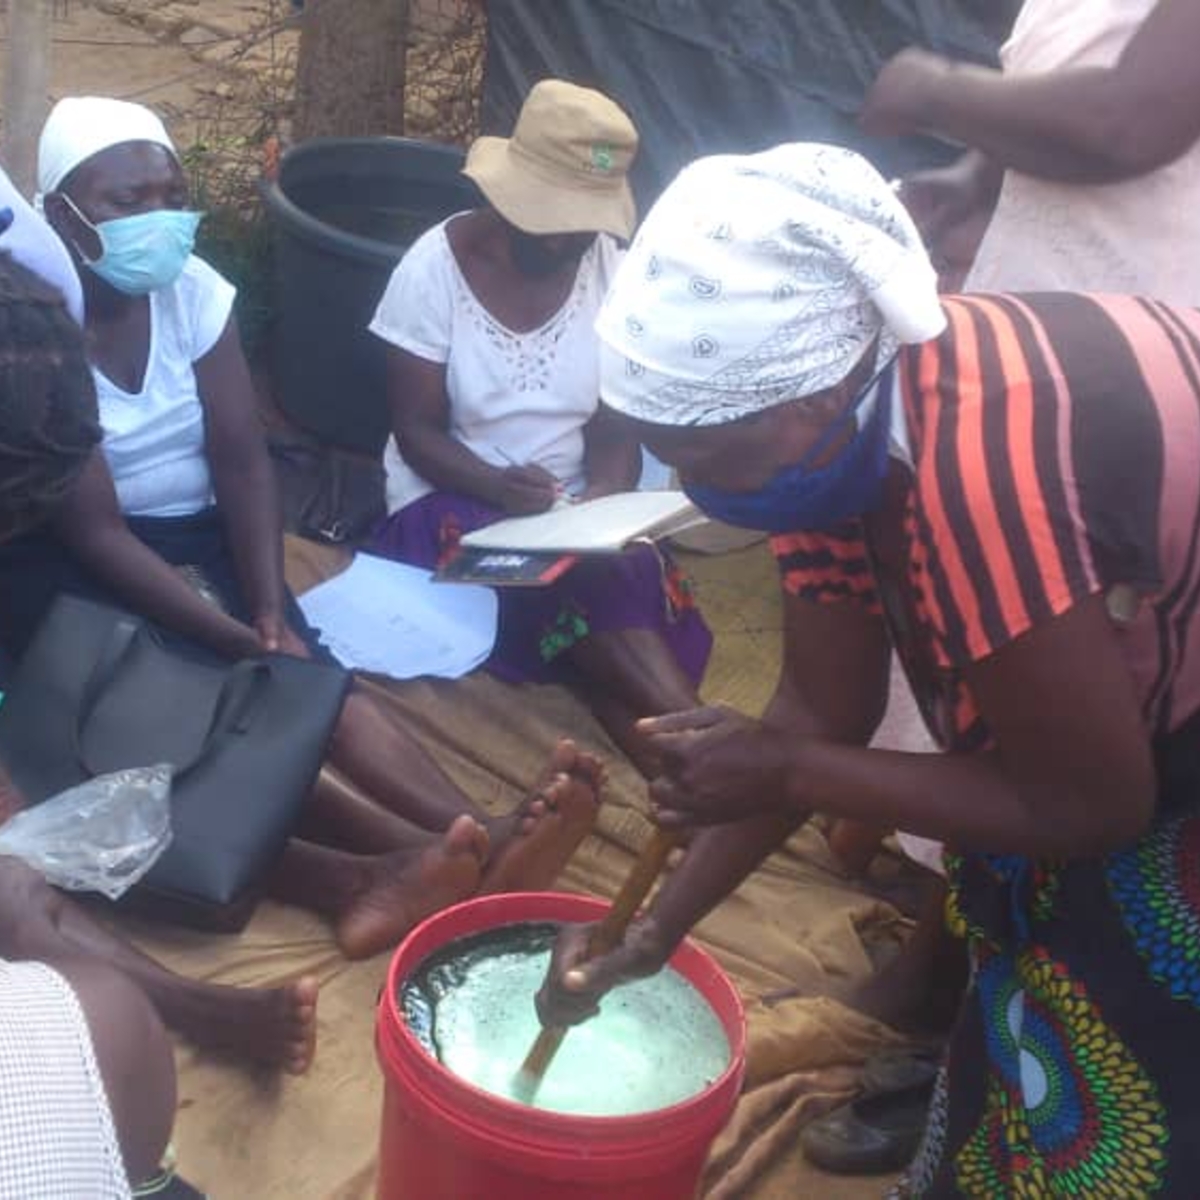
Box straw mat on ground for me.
[116,537,913,1198]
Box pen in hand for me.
[488,445,575,507]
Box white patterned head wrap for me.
[596,143,946,427]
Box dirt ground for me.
[0,6,900,1197]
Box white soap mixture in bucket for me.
[401,922,730,1116]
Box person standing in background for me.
[862,0,1200,301]
[855,0,1200,929]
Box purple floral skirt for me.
[369,491,713,686]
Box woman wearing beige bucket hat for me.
[461,78,638,241]
[369,79,713,772]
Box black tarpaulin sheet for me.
[481,0,1017,205]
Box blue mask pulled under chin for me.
[683,363,895,533]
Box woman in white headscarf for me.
[539,143,1200,1196]
[4,98,607,972]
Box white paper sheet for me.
[298,554,497,679]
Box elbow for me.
[1099,131,1177,182]
[209,437,272,488]
[1090,798,1154,855]
[1062,782,1155,859]
[395,423,446,480]
[393,423,422,462]
[1075,97,1188,182]
[56,511,119,559]
[394,435,426,480]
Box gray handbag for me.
[0,595,351,930]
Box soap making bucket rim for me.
[379,891,747,1136]
[259,135,471,267]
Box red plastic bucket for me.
[376,892,746,1200]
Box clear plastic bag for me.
[0,765,173,900]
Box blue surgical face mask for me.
[61,195,201,295]
[683,363,895,533]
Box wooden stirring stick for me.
[512,827,681,1105]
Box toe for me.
[539,773,572,809]
[445,815,489,863]
[549,738,578,774]
[294,976,320,1008]
[574,750,606,787]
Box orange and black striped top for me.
[772,294,1200,753]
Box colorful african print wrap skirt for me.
[898,810,1200,1197]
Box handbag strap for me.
[73,618,274,779]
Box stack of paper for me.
[298,554,497,679]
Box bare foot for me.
[336,815,488,960]
[164,976,320,1074]
[480,739,603,894]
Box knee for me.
[330,684,371,754]
[56,959,177,1185]
[0,856,63,955]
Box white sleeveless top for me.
[965,0,1200,304]
[369,215,623,514]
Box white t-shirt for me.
[965,0,1200,303]
[95,255,234,517]
[369,216,623,514]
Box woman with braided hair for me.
[0,257,94,536]
[0,250,182,1196]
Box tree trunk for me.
[3,0,53,196]
[293,0,409,141]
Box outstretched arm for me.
[651,594,1154,859]
[537,592,892,1026]
[862,0,1200,183]
[544,555,1156,1021]
[52,451,260,659]
[194,317,289,650]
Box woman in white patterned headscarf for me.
[596,144,944,431]
[540,143,1200,1197]
[592,143,944,544]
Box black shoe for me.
[799,1050,940,1176]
